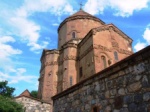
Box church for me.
[38,8,133,103]
[15,8,150,112]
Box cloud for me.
[0,0,75,53]
[84,0,107,15]
[0,68,37,84]
[0,36,22,59]
[143,25,150,44]
[134,42,147,51]
[134,24,150,52]
[84,0,150,17]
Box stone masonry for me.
[15,90,51,112]
[15,96,51,112]
[52,45,150,112]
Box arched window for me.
[101,56,107,68]
[72,32,76,38]
[114,51,118,61]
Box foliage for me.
[0,81,24,112]
[30,90,38,98]
[0,80,15,97]
[0,95,24,112]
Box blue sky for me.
[0,0,150,96]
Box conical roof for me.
[69,9,94,17]
[58,9,105,32]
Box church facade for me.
[37,9,133,103]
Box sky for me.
[0,0,150,96]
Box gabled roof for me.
[15,89,51,104]
[78,24,133,48]
[19,89,31,97]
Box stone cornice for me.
[58,15,105,32]
[58,55,77,66]
[40,49,59,62]
[78,44,132,61]
[93,44,132,55]
[59,39,80,53]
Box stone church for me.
[37,8,133,104]
[15,8,150,112]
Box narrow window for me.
[101,56,107,68]
[70,76,73,86]
[114,51,118,61]
[72,32,76,38]
[79,67,83,77]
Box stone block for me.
[128,103,138,112]
[114,96,123,109]
[104,106,111,112]
[123,95,133,104]
[105,91,110,99]
[143,92,150,101]
[118,88,126,96]
[134,94,143,104]
[127,81,142,93]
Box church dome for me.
[58,9,105,31]
[57,9,105,49]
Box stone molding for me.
[45,61,58,66]
[93,44,132,55]
[58,55,77,66]
[78,43,132,61]
[63,55,77,61]
[40,49,59,63]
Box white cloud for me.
[109,0,149,17]
[84,0,150,17]
[0,68,37,84]
[134,42,147,51]
[134,24,150,52]
[143,25,150,44]
[0,36,22,59]
[84,0,106,15]
[3,0,74,53]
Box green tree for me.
[0,81,24,112]
[0,95,23,112]
[30,90,38,98]
[0,80,15,97]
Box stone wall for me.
[52,46,150,112]
[15,96,51,112]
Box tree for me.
[0,95,23,112]
[30,90,38,98]
[0,80,15,97]
[0,81,23,112]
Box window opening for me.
[72,32,76,38]
[79,67,83,77]
[70,76,73,86]
[101,56,107,68]
[114,51,118,61]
